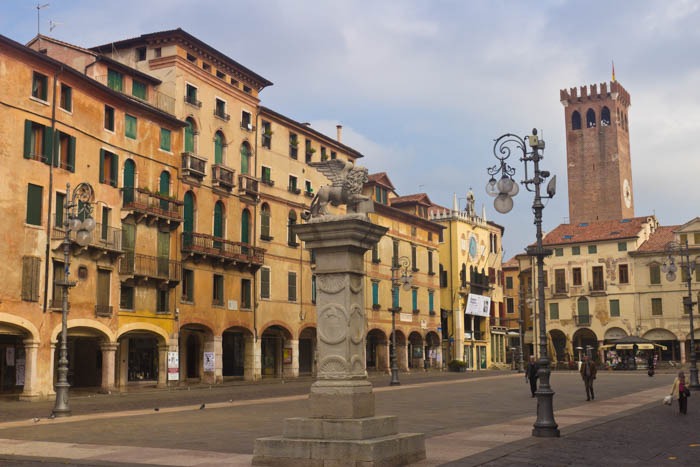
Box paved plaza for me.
[0,370,696,466]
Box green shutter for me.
[132,80,146,99]
[125,115,137,139]
[183,192,194,233]
[23,120,33,159]
[160,128,171,151]
[240,145,249,174]
[372,282,379,306]
[214,202,223,238]
[241,210,250,244]
[184,121,194,153]
[42,125,53,165]
[99,149,105,183]
[214,133,223,164]
[412,288,417,311]
[67,136,76,172]
[26,183,43,225]
[111,152,118,187]
[429,292,434,312]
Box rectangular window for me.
[429,291,434,313]
[96,269,111,315]
[549,302,559,320]
[119,285,134,310]
[554,248,563,257]
[261,267,271,300]
[132,80,147,100]
[55,192,65,227]
[136,47,146,61]
[372,281,379,307]
[59,83,72,111]
[32,71,48,101]
[412,288,418,311]
[592,266,605,291]
[241,279,251,309]
[610,299,620,317]
[392,240,399,268]
[392,285,399,309]
[157,289,169,313]
[182,268,194,302]
[680,234,688,245]
[428,250,434,275]
[506,297,515,314]
[288,175,299,193]
[288,272,297,302]
[651,298,663,316]
[216,70,225,80]
[372,244,380,263]
[213,274,224,306]
[650,264,661,285]
[99,149,118,187]
[331,151,337,160]
[695,233,700,245]
[104,105,115,131]
[619,264,629,284]
[26,183,43,225]
[305,139,313,163]
[100,206,111,241]
[56,131,76,172]
[262,121,272,149]
[107,69,123,92]
[568,268,580,287]
[505,276,513,289]
[185,84,200,107]
[305,180,313,196]
[554,269,566,294]
[214,98,228,120]
[618,242,627,252]
[588,245,597,254]
[125,115,137,139]
[23,120,51,163]
[411,245,417,271]
[321,147,327,160]
[289,133,298,159]
[261,166,272,184]
[311,275,317,304]
[241,111,252,130]
[22,256,41,302]
[160,128,171,151]
[572,246,580,255]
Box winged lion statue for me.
[301,160,371,220]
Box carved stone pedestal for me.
[253,217,425,466]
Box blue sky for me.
[2,0,699,258]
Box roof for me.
[635,226,678,253]
[542,216,655,246]
[502,257,519,269]
[366,172,396,191]
[373,202,444,233]
[90,28,272,90]
[391,193,432,207]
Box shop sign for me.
[167,351,179,381]
[465,293,490,317]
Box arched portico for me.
[260,324,292,378]
[179,323,214,383]
[366,328,388,372]
[298,326,317,376]
[408,331,424,369]
[424,331,441,369]
[0,315,39,398]
[51,322,113,393]
[222,325,254,380]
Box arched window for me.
[214,131,225,165]
[586,109,596,128]
[184,118,196,153]
[287,210,298,246]
[241,209,251,244]
[183,191,195,247]
[577,297,590,324]
[261,203,271,240]
[123,159,136,205]
[213,201,225,239]
[241,142,251,175]
[571,110,582,130]
[601,107,611,126]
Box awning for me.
[602,343,667,351]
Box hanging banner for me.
[167,351,179,381]
[465,293,491,317]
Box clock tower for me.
[560,80,634,224]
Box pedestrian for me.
[525,355,539,397]
[647,354,655,377]
[670,370,689,415]
[580,354,597,401]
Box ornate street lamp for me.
[390,255,412,386]
[663,240,699,390]
[486,129,559,437]
[52,182,96,417]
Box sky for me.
[2,0,699,259]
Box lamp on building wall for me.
[390,255,412,386]
[486,129,559,438]
[52,182,96,417]
[663,240,699,390]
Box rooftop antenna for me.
[36,3,49,49]
[50,20,61,32]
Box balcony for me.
[551,284,569,297]
[182,232,264,270]
[211,164,235,191]
[214,109,230,121]
[238,174,260,198]
[181,152,207,181]
[119,252,181,286]
[52,219,123,261]
[184,94,202,108]
[304,190,314,198]
[122,188,183,230]
[574,314,591,327]
[240,121,255,132]
[589,280,607,296]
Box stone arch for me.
[261,324,292,377]
[116,322,169,344]
[571,110,582,130]
[0,312,40,341]
[601,106,611,126]
[572,327,598,361]
[604,327,628,341]
[222,325,254,379]
[408,331,424,369]
[52,319,115,343]
[586,108,596,128]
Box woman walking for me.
[670,371,689,415]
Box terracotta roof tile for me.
[542,216,654,246]
[391,193,432,206]
[636,226,679,253]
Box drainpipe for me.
[252,108,260,344]
[42,64,64,313]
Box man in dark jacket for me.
[525,355,539,397]
[580,355,598,401]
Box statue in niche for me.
[301,160,372,220]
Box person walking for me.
[580,354,597,401]
[525,355,539,397]
[670,371,689,415]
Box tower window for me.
[571,111,581,130]
[601,107,611,126]
[586,109,596,128]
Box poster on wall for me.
[203,352,215,372]
[283,348,292,364]
[465,293,491,317]
[6,347,15,366]
[167,351,179,381]
[15,358,25,386]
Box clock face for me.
[469,236,478,259]
[623,179,632,208]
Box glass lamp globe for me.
[68,216,82,232]
[497,176,514,195]
[75,229,91,247]
[508,180,519,197]
[81,216,96,232]
[485,178,498,197]
[494,193,513,214]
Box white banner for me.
[465,293,491,317]
[203,351,215,372]
[167,351,179,381]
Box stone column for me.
[254,217,425,466]
[118,338,128,390]
[99,342,118,393]
[680,339,687,364]
[287,339,299,378]
[157,344,169,388]
[399,341,409,371]
[245,333,261,381]
[19,339,40,401]
[377,340,389,372]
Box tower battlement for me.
[560,81,630,107]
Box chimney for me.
[336,124,343,143]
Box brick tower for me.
[560,80,634,224]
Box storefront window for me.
[128,337,158,381]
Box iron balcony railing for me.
[182,232,264,266]
[212,164,235,190]
[122,188,183,222]
[119,252,181,282]
[574,314,591,326]
[52,219,123,252]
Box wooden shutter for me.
[99,149,105,183]
[26,183,43,225]
[21,256,41,302]
[42,125,53,165]
[23,120,33,159]
[96,269,110,306]
[67,135,76,172]
[261,268,270,299]
[110,152,118,187]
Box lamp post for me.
[486,129,559,437]
[390,255,412,386]
[52,182,96,417]
[663,240,699,390]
